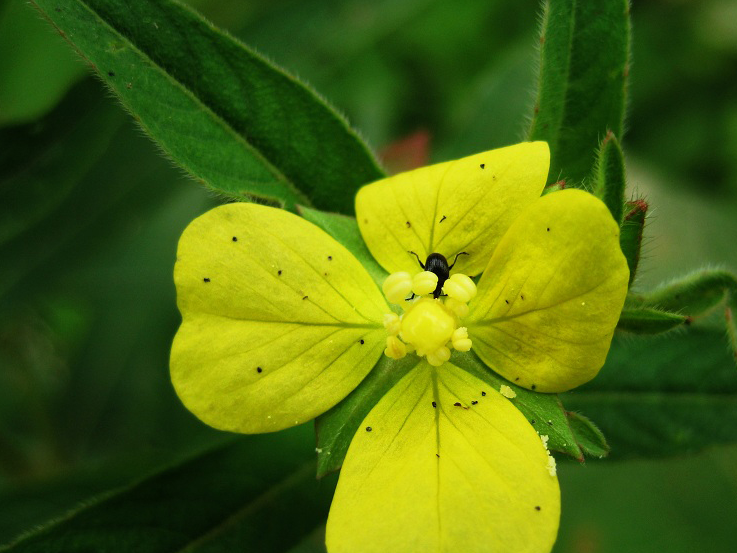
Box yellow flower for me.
[170,142,629,553]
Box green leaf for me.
[617,307,688,334]
[529,0,630,184]
[28,0,384,213]
[0,79,123,246]
[315,355,419,478]
[619,199,647,286]
[565,411,609,458]
[1,430,335,553]
[592,131,626,224]
[563,328,737,457]
[640,270,737,316]
[297,207,387,288]
[452,350,586,461]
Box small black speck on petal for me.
[471,400,478,405]
[481,391,486,396]
[480,163,485,169]
[366,426,372,432]
[436,453,440,458]
[278,270,282,276]
[406,221,411,228]
[521,294,525,300]
[546,228,550,232]
[302,295,309,300]
[360,339,365,344]
[505,299,509,304]
[439,215,447,223]
[535,506,541,511]
[327,255,333,261]
[531,384,537,390]
[454,402,461,407]
[203,277,210,283]
[432,401,437,408]
[232,236,238,242]
[256,367,263,373]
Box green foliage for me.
[593,131,626,225]
[3,0,737,551]
[28,0,383,213]
[619,199,647,286]
[529,0,630,185]
[617,307,688,334]
[1,430,336,553]
[565,328,737,457]
[565,412,609,459]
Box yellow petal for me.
[326,361,559,553]
[467,189,629,393]
[171,203,388,433]
[355,142,549,276]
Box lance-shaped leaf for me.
[617,307,688,334]
[529,0,630,184]
[620,199,647,286]
[593,131,626,224]
[28,0,383,212]
[0,432,336,552]
[564,328,737,457]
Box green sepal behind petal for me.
[326,361,559,553]
[171,203,388,433]
[467,189,629,393]
[355,142,549,276]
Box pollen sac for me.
[382,271,413,304]
[442,273,477,303]
[412,271,438,296]
[451,327,472,352]
[384,335,407,360]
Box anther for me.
[451,327,472,352]
[384,335,407,360]
[382,272,413,304]
[412,271,438,296]
[442,273,477,303]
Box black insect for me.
[408,251,469,298]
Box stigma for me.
[381,268,476,366]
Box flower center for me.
[381,269,476,366]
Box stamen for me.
[381,270,475,366]
[442,273,477,303]
[382,272,413,304]
[384,336,407,360]
[412,271,438,296]
[451,327,472,352]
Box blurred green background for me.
[1,0,736,551]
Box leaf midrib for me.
[35,0,308,205]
